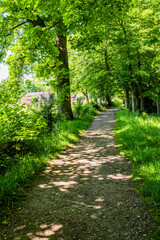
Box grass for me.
[114,108,160,203]
[0,112,97,206]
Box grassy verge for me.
[114,107,160,238]
[114,108,160,238]
[114,108,160,203]
[0,112,97,206]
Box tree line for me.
[0,0,159,115]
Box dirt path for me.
[1,109,155,240]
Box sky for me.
[0,63,9,81]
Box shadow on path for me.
[1,109,154,240]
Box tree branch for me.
[42,19,62,32]
[27,15,46,27]
[6,21,28,36]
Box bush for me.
[31,93,59,133]
[0,80,47,173]
[72,98,84,118]
[0,80,99,205]
[72,101,98,118]
[0,107,97,205]
[0,103,46,171]
[112,97,123,107]
[90,102,103,111]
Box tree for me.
[0,0,128,119]
[69,0,160,113]
[68,0,129,106]
[69,42,116,106]
[0,0,73,119]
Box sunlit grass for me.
[115,108,160,202]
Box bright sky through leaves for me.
[0,64,9,81]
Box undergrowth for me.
[0,108,98,206]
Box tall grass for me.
[114,108,160,203]
[0,112,97,206]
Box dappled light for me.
[1,110,154,240]
[107,173,132,180]
[14,225,26,232]
[26,224,63,240]
[0,0,159,236]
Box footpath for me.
[1,109,155,240]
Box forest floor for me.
[0,108,156,240]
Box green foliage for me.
[32,93,58,133]
[0,154,47,204]
[69,47,115,104]
[24,80,44,94]
[0,79,47,172]
[0,0,160,211]
[90,102,105,111]
[72,100,100,118]
[0,101,97,205]
[115,108,160,202]
[112,97,123,107]
[69,0,160,113]
[72,98,84,118]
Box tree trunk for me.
[131,91,136,113]
[140,96,144,111]
[106,94,112,107]
[104,40,112,106]
[124,89,129,109]
[135,86,141,111]
[55,33,73,120]
[137,53,144,112]
[157,93,160,115]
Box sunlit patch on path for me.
[1,108,154,240]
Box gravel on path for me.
[0,108,155,240]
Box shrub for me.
[112,97,123,107]
[31,93,58,133]
[72,101,98,118]
[90,102,103,111]
[72,98,84,118]
[0,80,47,172]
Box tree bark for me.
[140,97,144,111]
[137,53,144,112]
[135,86,140,111]
[104,40,113,107]
[124,89,129,109]
[131,90,137,113]
[55,33,73,120]
[157,93,160,115]
[106,94,112,107]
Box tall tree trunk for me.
[135,85,140,111]
[157,93,160,115]
[131,90,136,113]
[106,94,112,107]
[154,74,160,115]
[137,52,144,112]
[124,88,129,109]
[131,91,134,112]
[140,96,144,111]
[55,33,73,120]
[104,40,112,105]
